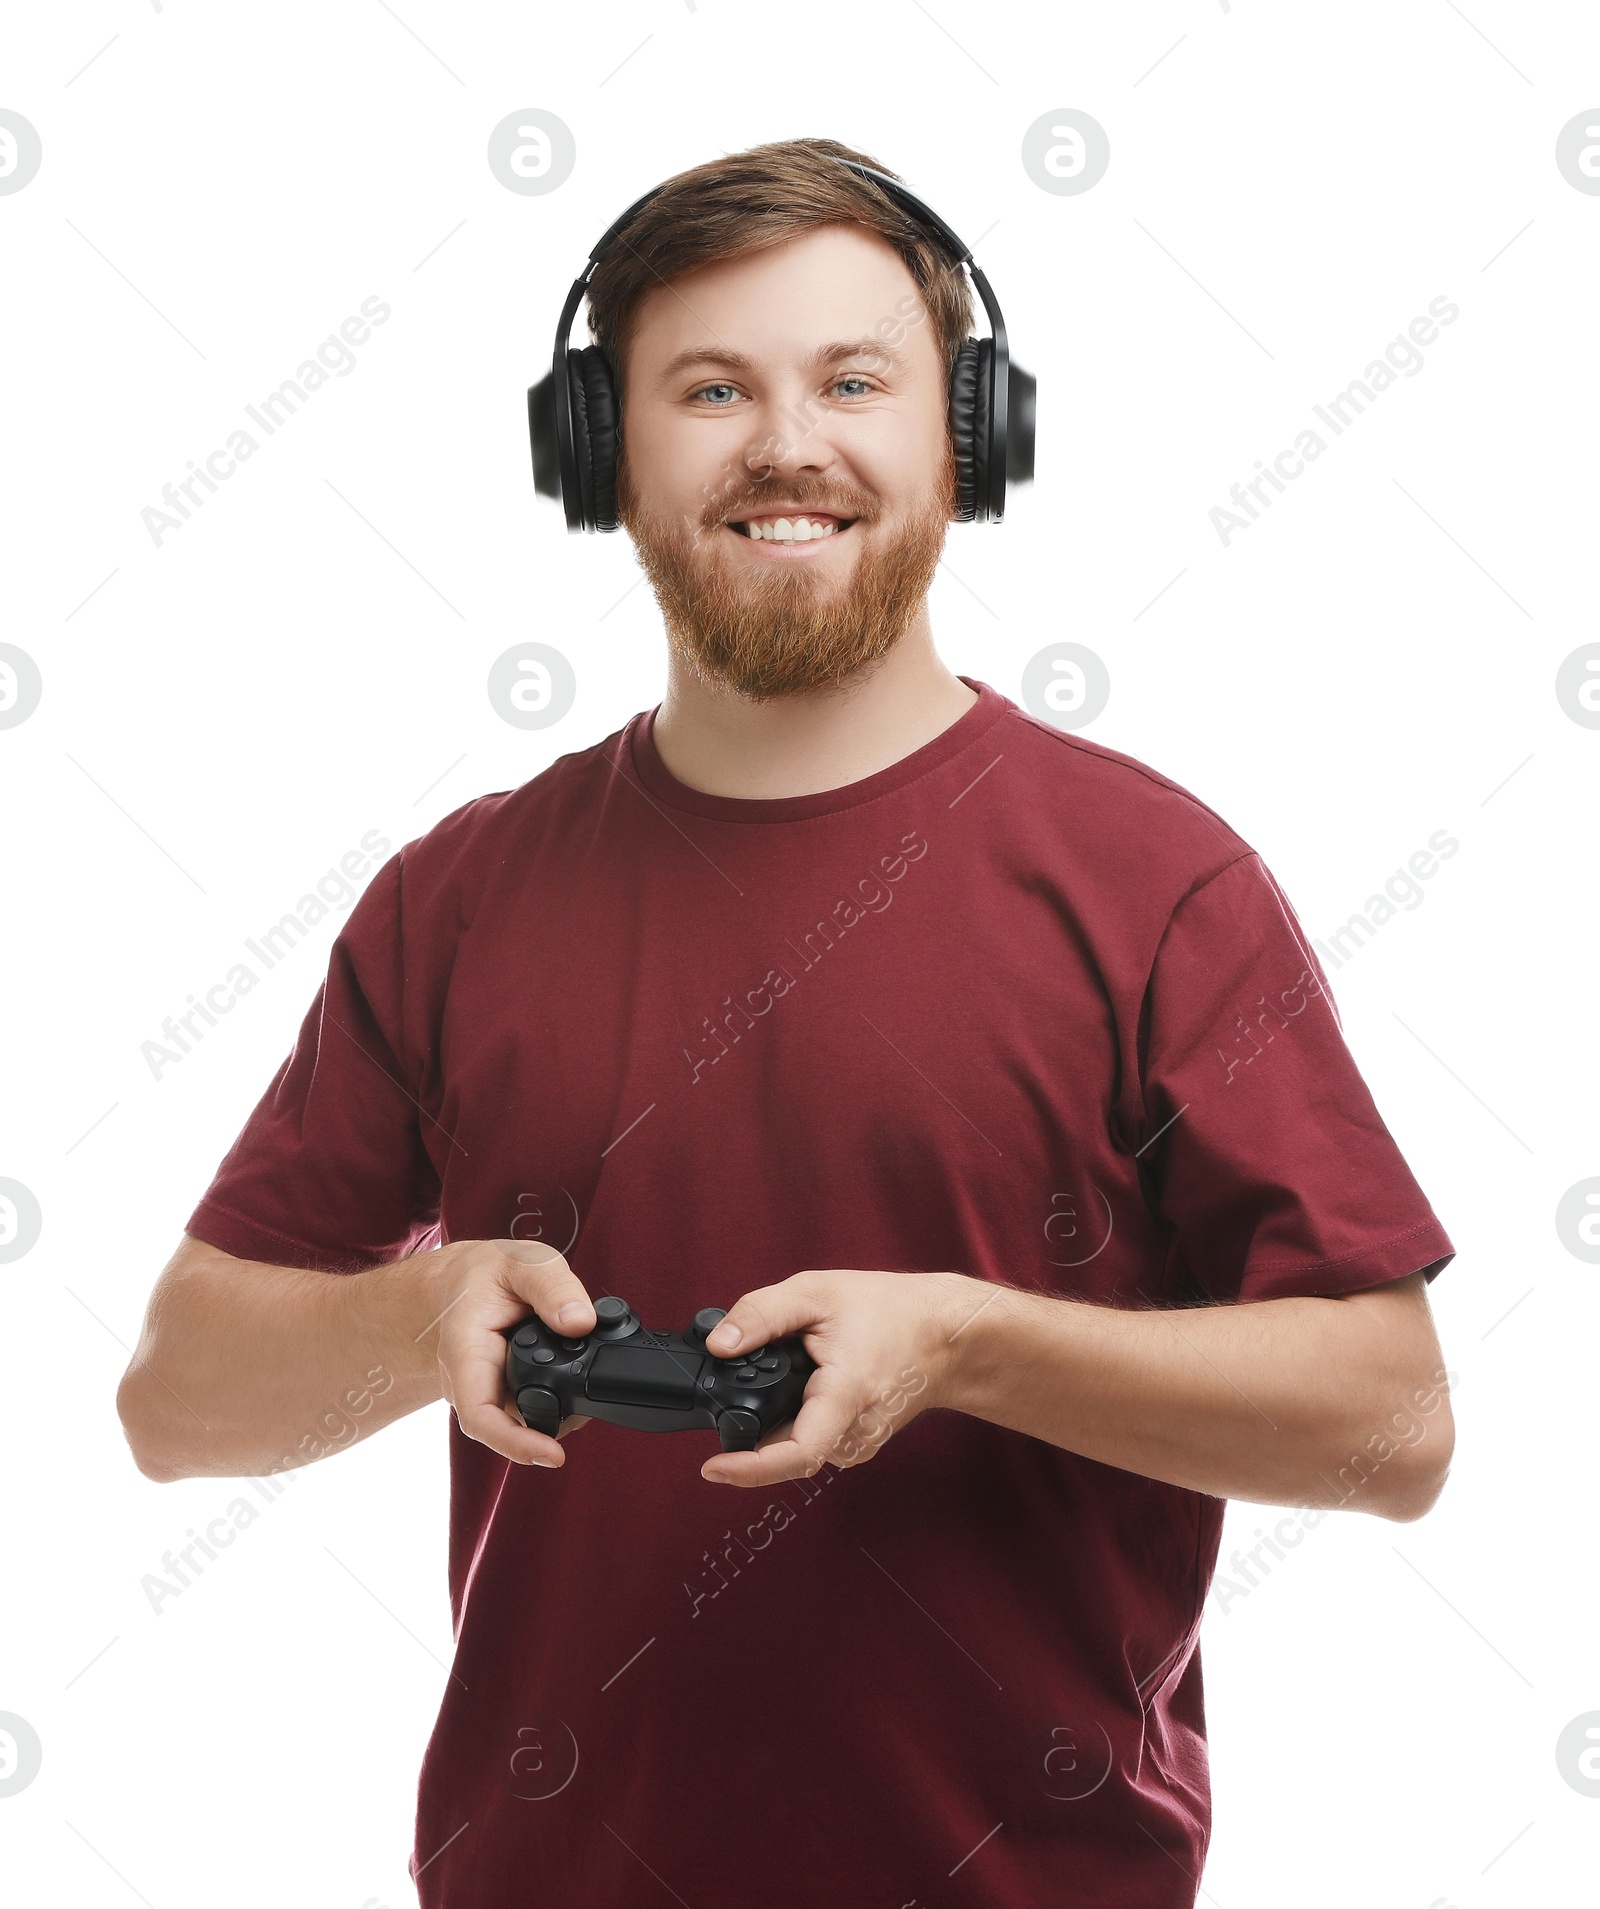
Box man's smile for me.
[723,510,859,557]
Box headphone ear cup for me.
[569,345,622,532]
[1006,359,1036,489]
[528,372,561,501]
[947,338,991,524]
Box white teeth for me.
[740,516,839,542]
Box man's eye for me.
[692,383,740,406]
[833,376,874,399]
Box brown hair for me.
[584,136,975,399]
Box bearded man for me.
[120,137,1455,1909]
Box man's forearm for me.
[935,1272,1452,1520]
[118,1236,448,1482]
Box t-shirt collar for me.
[628,675,1010,824]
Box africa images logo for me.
[1209,298,1459,546]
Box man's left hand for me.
[700,1267,980,1487]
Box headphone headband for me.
[529,157,1035,530]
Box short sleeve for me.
[1138,853,1454,1304]
[185,851,443,1274]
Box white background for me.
[2,3,1596,1905]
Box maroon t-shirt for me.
[188,678,1452,1907]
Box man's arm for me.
[933,1270,1453,1520]
[116,1233,598,1482]
[698,1268,1455,1522]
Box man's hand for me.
[699,1269,970,1487]
[428,1240,598,1468]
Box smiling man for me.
[119,138,1456,1909]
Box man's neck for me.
[648,614,979,800]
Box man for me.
[118,137,1455,1907]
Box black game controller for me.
[504,1299,816,1453]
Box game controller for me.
[503,1299,816,1453]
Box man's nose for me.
[739,385,838,478]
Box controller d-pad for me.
[734,1366,758,1383]
[756,1356,780,1371]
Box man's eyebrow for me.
[653,336,911,384]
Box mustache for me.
[706,481,880,530]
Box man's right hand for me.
[425,1240,598,1467]
[117,1232,600,1484]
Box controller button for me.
[735,1366,758,1383]
[595,1296,628,1322]
[511,1324,542,1350]
[530,1346,556,1365]
[756,1356,780,1371]
[559,1337,588,1353]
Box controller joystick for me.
[688,1307,726,1345]
[503,1298,814,1454]
[591,1295,639,1340]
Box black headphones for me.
[528,159,1035,533]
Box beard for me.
[615,440,955,702]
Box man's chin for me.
[675,637,901,706]
[664,595,901,702]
